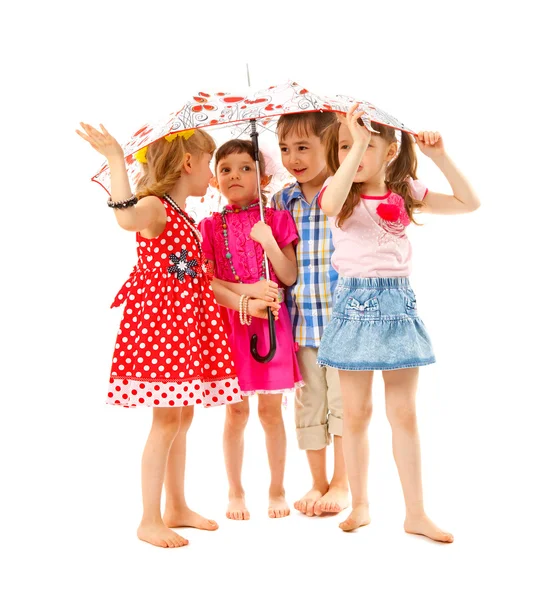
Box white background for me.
[2,1,542,599]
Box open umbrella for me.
[91,81,414,362]
[92,80,414,194]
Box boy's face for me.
[279,130,327,184]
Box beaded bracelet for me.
[239,294,252,326]
[240,295,248,325]
[107,195,139,209]
[239,294,245,324]
[243,295,252,326]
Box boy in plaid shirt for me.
[272,113,349,516]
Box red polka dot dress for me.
[107,195,242,408]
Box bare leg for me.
[294,448,329,517]
[294,345,329,516]
[258,394,290,518]
[224,398,250,520]
[137,408,188,548]
[314,435,350,515]
[163,406,218,531]
[383,368,453,543]
[338,371,374,532]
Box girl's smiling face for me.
[216,152,260,206]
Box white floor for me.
[5,366,541,599]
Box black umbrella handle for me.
[250,307,277,363]
[249,118,275,363]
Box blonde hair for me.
[324,118,423,229]
[135,129,216,199]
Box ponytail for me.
[386,130,423,224]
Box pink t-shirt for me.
[318,178,428,278]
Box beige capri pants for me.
[295,346,343,450]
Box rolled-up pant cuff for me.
[328,414,343,437]
[296,424,330,450]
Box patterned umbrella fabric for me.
[91,80,414,196]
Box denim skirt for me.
[317,277,435,371]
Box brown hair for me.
[277,111,337,142]
[135,129,216,199]
[214,139,269,203]
[324,119,423,229]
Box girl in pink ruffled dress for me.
[199,139,303,521]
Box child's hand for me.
[250,221,276,251]
[250,279,279,302]
[342,102,372,148]
[248,299,280,321]
[416,131,445,159]
[76,122,124,160]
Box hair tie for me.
[133,130,196,164]
[165,129,195,143]
[133,146,148,164]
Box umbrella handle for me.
[250,307,277,363]
[249,117,276,363]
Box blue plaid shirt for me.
[272,182,337,348]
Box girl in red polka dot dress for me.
[77,123,280,549]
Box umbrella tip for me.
[246,63,251,88]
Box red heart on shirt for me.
[376,203,400,222]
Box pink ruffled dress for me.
[199,204,303,396]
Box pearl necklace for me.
[163,195,203,250]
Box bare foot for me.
[294,486,327,517]
[137,521,188,548]
[314,486,350,516]
[163,507,218,531]
[269,495,290,519]
[226,496,250,521]
[339,504,371,532]
[404,514,454,543]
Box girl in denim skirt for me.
[317,104,480,542]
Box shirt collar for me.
[285,181,325,208]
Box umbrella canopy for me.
[91,80,414,195]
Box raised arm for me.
[320,104,371,217]
[77,122,165,234]
[416,131,481,215]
